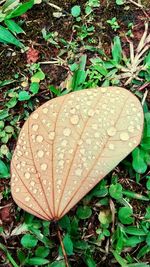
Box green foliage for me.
[0,1,150,266]
[71,55,87,91]
[118,207,134,225]
[132,112,150,174]
[98,209,112,225]
[0,25,24,48]
[107,17,120,31]
[49,261,66,267]
[0,159,9,178]
[109,183,123,199]
[132,148,147,173]
[25,257,49,265]
[71,5,81,18]
[18,91,31,101]
[35,246,50,258]
[59,233,73,256]
[116,0,124,5]
[0,0,34,47]
[76,206,92,219]
[21,234,38,248]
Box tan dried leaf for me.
[11,87,144,221]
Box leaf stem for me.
[56,224,69,267]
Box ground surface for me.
[0,0,150,266]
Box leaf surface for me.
[11,87,144,220]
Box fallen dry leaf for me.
[11,87,144,221]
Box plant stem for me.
[0,243,19,267]
[57,224,69,267]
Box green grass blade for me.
[122,190,149,201]
[4,19,25,34]
[6,0,34,19]
[0,243,19,267]
[0,25,24,48]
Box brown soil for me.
[0,1,149,266]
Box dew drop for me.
[57,179,62,185]
[107,127,117,137]
[75,168,82,176]
[41,163,47,171]
[16,164,20,170]
[17,151,22,156]
[58,160,64,167]
[101,87,107,93]
[25,172,30,179]
[62,140,67,147]
[36,135,43,143]
[43,107,48,114]
[33,189,37,194]
[80,149,85,155]
[94,133,100,138]
[59,153,64,159]
[48,131,55,140]
[92,124,98,130]
[37,150,44,158]
[129,142,133,147]
[102,104,107,109]
[43,179,47,185]
[86,139,92,145]
[88,109,95,117]
[128,125,134,133]
[120,132,129,141]
[108,143,115,150]
[70,108,76,114]
[78,139,83,145]
[15,188,20,193]
[68,191,71,196]
[25,196,30,202]
[32,124,39,131]
[63,128,71,137]
[31,135,35,140]
[87,91,92,95]
[70,114,79,125]
[30,181,35,186]
[32,113,39,119]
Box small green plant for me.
[85,0,100,15]
[41,29,59,46]
[0,0,34,48]
[132,111,150,174]
[126,22,134,37]
[115,0,125,5]
[71,5,81,18]
[107,17,120,31]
